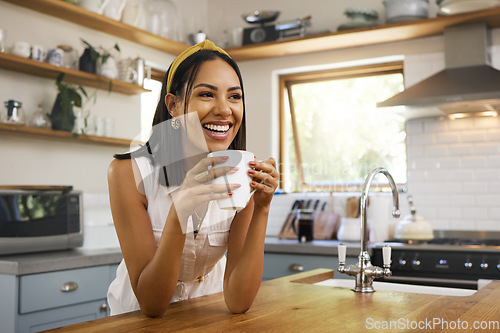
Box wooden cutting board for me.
[313,212,340,240]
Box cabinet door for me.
[17,299,108,333]
[263,253,357,280]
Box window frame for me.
[279,61,405,192]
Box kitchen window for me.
[280,61,407,192]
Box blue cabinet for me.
[0,264,119,333]
[263,253,358,280]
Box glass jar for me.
[144,0,179,40]
[3,100,25,125]
[29,104,51,128]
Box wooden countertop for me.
[48,269,500,332]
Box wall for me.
[1,1,499,247]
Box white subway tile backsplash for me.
[436,132,460,144]
[431,219,451,230]
[424,120,448,133]
[474,220,500,231]
[462,181,489,193]
[461,156,487,168]
[418,207,438,219]
[448,118,475,131]
[474,142,500,155]
[406,145,424,159]
[488,129,500,141]
[475,194,500,206]
[406,120,424,134]
[407,170,426,182]
[448,143,473,156]
[410,133,436,145]
[407,182,437,194]
[448,169,474,181]
[489,208,500,220]
[409,157,438,170]
[450,220,476,230]
[461,207,489,220]
[426,170,449,181]
[488,181,500,193]
[460,130,488,142]
[474,169,500,181]
[487,156,500,168]
[449,194,475,206]
[415,193,449,207]
[437,207,462,219]
[436,157,461,169]
[474,116,500,129]
[424,145,448,157]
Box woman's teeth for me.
[203,124,230,132]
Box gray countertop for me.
[0,238,361,276]
[0,248,123,276]
[264,237,361,256]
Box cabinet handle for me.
[289,263,304,272]
[99,303,108,313]
[60,281,78,292]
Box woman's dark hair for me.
[114,49,246,186]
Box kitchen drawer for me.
[19,266,110,314]
[263,253,357,280]
[17,298,108,333]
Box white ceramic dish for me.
[438,0,500,15]
[383,0,429,23]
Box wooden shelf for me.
[3,0,188,56]
[226,7,500,61]
[0,123,136,148]
[4,1,500,63]
[0,52,149,95]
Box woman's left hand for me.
[248,158,279,208]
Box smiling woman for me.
[106,40,279,318]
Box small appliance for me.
[0,186,83,255]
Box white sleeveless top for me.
[107,156,236,315]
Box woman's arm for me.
[108,156,234,317]
[108,159,186,317]
[223,158,279,313]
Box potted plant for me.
[79,39,120,77]
[50,73,88,132]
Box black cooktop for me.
[385,238,500,247]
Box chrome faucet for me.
[337,167,400,292]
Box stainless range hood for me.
[378,22,500,118]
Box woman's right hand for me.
[170,155,239,229]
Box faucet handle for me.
[382,244,392,267]
[338,243,346,264]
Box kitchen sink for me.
[314,279,478,296]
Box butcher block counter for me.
[47,269,500,332]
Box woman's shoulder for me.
[108,158,147,203]
[108,158,141,188]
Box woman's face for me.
[174,58,244,153]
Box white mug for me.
[0,28,6,53]
[12,41,31,58]
[99,56,118,79]
[30,45,45,62]
[208,150,255,211]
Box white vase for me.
[99,56,118,79]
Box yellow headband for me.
[166,40,231,94]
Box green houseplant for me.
[51,73,88,132]
[79,39,120,75]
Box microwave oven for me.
[0,186,83,255]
